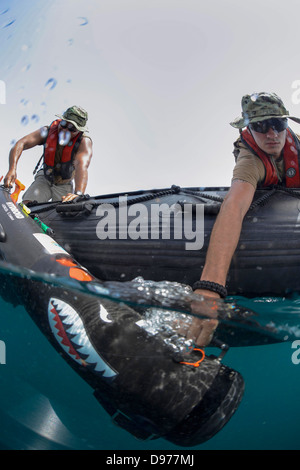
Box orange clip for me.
[180,348,205,368]
[10,179,25,203]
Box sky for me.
[1,0,300,197]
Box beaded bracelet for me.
[192,280,227,298]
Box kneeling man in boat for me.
[4,105,93,204]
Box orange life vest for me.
[43,120,82,182]
[240,127,300,187]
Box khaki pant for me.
[22,170,73,203]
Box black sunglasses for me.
[60,120,78,133]
[249,118,288,134]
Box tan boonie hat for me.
[230,92,300,129]
[56,105,89,132]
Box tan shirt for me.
[232,137,286,189]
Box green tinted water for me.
[0,268,299,450]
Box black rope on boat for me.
[28,184,300,218]
[30,188,181,216]
[179,188,225,203]
[248,186,300,211]
[248,188,277,210]
[25,201,58,213]
[88,185,182,209]
[53,186,182,217]
[273,185,300,200]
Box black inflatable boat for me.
[28,184,300,297]
[0,184,247,447]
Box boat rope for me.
[249,185,300,210]
[248,188,277,210]
[273,185,300,200]
[100,187,182,208]
[179,188,225,203]
[26,184,300,217]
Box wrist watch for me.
[75,190,83,196]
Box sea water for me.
[0,266,300,451]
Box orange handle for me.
[10,179,25,203]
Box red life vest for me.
[43,120,82,182]
[240,127,300,187]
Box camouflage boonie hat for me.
[230,92,300,129]
[56,105,89,132]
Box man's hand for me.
[177,289,220,347]
[181,316,219,347]
[3,169,17,188]
[61,193,80,203]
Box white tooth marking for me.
[48,298,117,379]
[99,305,112,323]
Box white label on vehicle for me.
[2,202,24,220]
[33,232,68,255]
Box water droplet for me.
[10,139,16,146]
[77,16,88,26]
[45,78,57,91]
[20,98,29,106]
[21,115,29,126]
[58,130,71,146]
[20,99,32,110]
[290,146,297,154]
[68,38,74,46]
[40,126,48,138]
[21,63,31,72]
[2,19,15,28]
[31,114,39,124]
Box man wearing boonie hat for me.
[4,105,93,203]
[193,92,300,303]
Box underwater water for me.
[0,265,300,451]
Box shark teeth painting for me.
[48,297,117,379]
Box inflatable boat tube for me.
[0,185,244,447]
[28,184,300,297]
